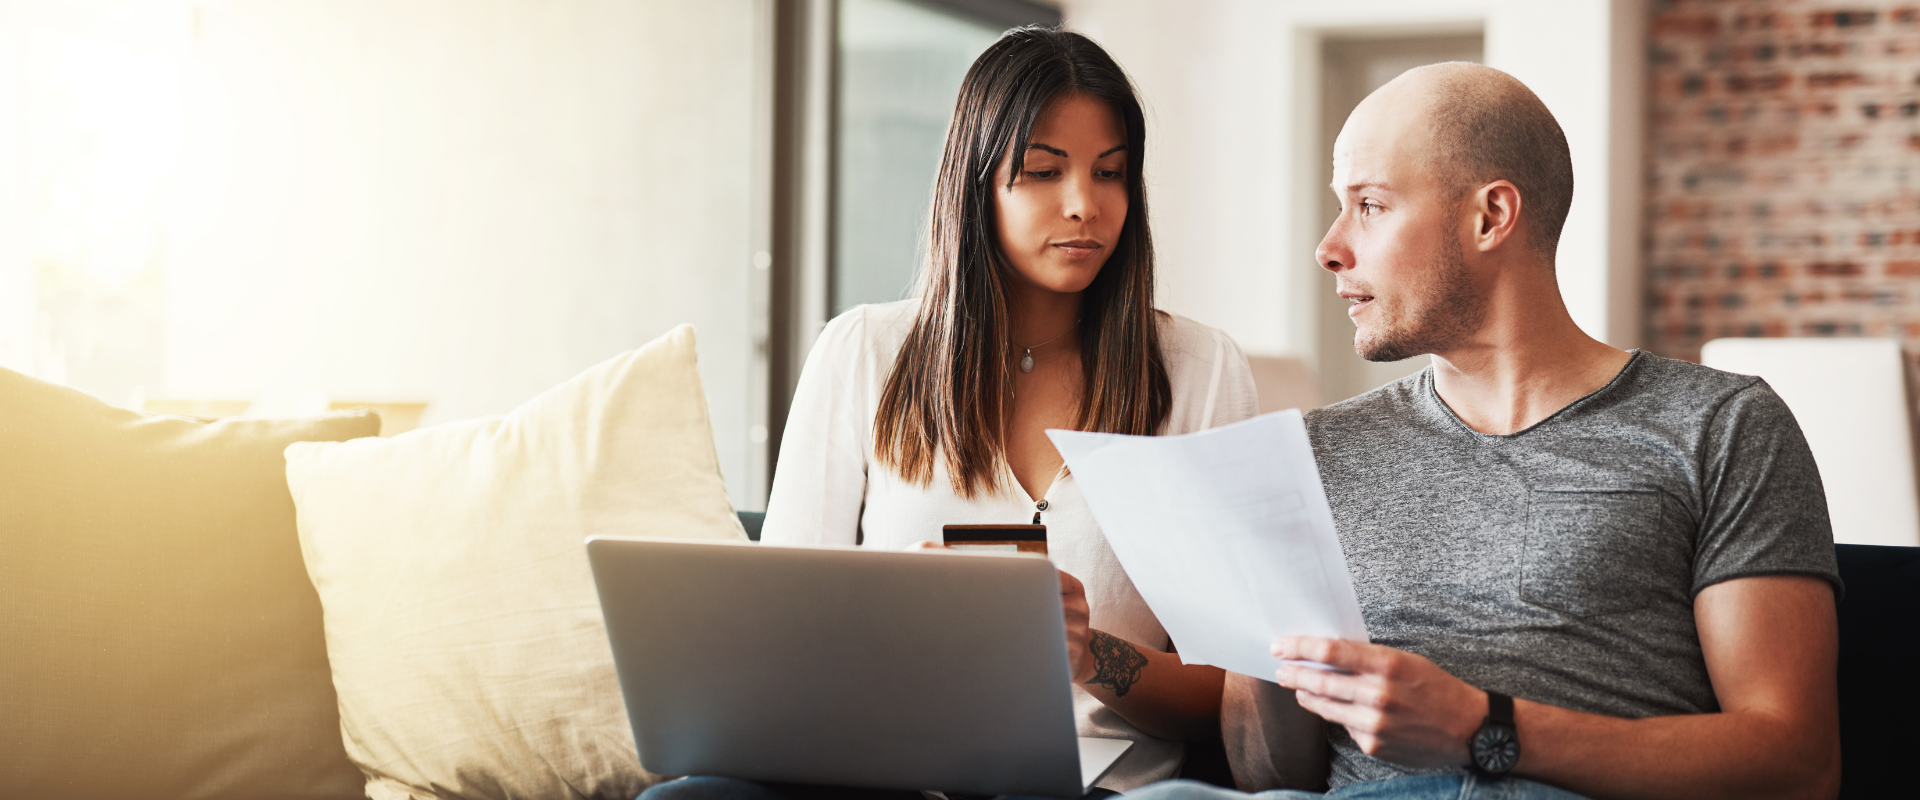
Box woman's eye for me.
[1097,169,1125,180]
[1025,169,1059,180]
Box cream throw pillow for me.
[286,325,746,800]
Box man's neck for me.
[1428,282,1631,436]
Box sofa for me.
[4,364,1915,799]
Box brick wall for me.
[1646,0,1920,364]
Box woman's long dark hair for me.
[873,26,1171,498]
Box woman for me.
[653,26,1260,799]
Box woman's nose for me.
[1062,173,1096,222]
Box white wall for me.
[1063,0,1645,377]
[0,0,765,505]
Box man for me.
[1131,63,1842,800]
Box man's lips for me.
[1340,291,1374,318]
[1051,239,1104,259]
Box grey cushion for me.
[0,368,378,800]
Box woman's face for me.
[993,92,1130,296]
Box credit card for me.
[942,524,1047,555]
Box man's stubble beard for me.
[1354,235,1486,363]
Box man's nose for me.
[1316,217,1351,273]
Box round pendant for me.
[1019,350,1035,373]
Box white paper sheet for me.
[1048,410,1369,681]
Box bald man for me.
[1130,65,1842,800]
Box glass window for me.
[0,0,765,506]
[831,0,999,315]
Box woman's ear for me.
[1473,180,1523,254]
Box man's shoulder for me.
[1621,351,1767,401]
[1305,368,1429,434]
[1299,353,1784,443]
[1604,351,1783,427]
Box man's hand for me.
[1272,636,1487,769]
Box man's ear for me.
[1472,180,1523,254]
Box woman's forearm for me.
[1076,630,1224,741]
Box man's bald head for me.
[1353,62,1574,261]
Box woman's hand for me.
[914,550,1220,738]
[1059,568,1093,681]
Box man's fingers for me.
[1273,636,1389,674]
[1293,689,1361,728]
[1276,664,1368,704]
[1295,690,1386,736]
[1272,636,1338,665]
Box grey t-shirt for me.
[1304,352,1841,789]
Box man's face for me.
[1316,96,1485,363]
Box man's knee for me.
[1126,778,1321,800]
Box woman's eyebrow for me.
[1024,142,1128,158]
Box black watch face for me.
[1471,724,1521,774]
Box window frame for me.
[754,0,1058,507]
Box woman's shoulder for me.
[1154,309,1244,365]
[1154,311,1258,430]
[815,299,921,356]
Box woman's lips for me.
[1052,240,1104,260]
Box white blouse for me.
[762,299,1260,791]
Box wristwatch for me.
[1469,690,1521,776]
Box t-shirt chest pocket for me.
[1522,488,1686,617]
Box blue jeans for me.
[638,776,1121,800]
[1123,775,1588,800]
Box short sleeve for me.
[760,309,875,546]
[1157,314,1260,434]
[1693,381,1843,597]
[1208,331,1260,429]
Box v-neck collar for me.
[1424,351,1644,441]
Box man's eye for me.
[1358,201,1381,216]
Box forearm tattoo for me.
[1084,630,1148,698]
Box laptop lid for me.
[587,537,1092,798]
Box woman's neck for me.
[1005,281,1083,347]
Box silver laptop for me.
[586,537,1132,798]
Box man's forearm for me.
[1274,579,1841,800]
[1515,700,1840,800]
[1079,630,1224,741]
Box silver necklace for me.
[1016,320,1079,374]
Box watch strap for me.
[1486,690,1514,726]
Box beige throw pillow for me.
[286,325,746,800]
